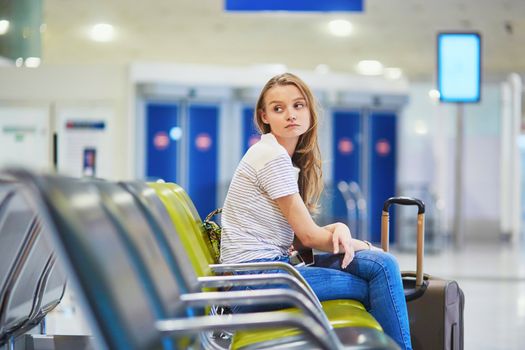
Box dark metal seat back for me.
[14,172,165,350]
[119,182,201,293]
[0,232,51,335]
[0,184,35,304]
[90,180,187,318]
[32,256,67,319]
[0,182,63,344]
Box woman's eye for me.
[273,106,283,112]
[295,103,304,109]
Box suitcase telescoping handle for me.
[381,197,425,287]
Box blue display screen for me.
[225,0,363,12]
[438,33,481,103]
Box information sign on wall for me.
[56,105,113,178]
[0,106,50,170]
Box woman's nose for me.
[287,114,297,121]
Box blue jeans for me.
[230,250,412,350]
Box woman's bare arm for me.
[275,193,355,267]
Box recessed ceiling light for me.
[356,60,383,76]
[384,67,402,80]
[90,23,115,42]
[0,20,9,35]
[24,57,41,68]
[328,19,353,37]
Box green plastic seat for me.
[148,183,214,278]
[233,299,381,349]
[149,183,384,348]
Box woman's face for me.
[260,84,311,142]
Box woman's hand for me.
[332,223,354,269]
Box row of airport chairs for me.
[0,181,67,349]
[0,169,400,349]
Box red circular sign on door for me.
[375,139,391,156]
[195,133,212,151]
[153,131,170,150]
[338,138,354,155]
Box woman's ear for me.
[259,109,269,124]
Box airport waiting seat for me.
[123,182,381,349]
[116,181,396,349]
[114,181,365,349]
[13,172,169,350]
[0,181,67,346]
[12,171,361,350]
[146,182,397,349]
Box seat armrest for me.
[197,273,321,311]
[179,288,332,332]
[156,311,339,350]
[209,262,321,308]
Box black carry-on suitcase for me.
[381,197,465,350]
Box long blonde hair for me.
[254,73,323,213]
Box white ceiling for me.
[42,0,525,81]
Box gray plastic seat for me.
[0,234,51,337]
[14,172,167,350]
[0,183,36,304]
[0,181,66,345]
[90,180,189,319]
[34,260,67,318]
[119,182,198,293]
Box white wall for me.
[399,82,502,241]
[0,64,129,179]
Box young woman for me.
[220,73,412,349]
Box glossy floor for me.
[395,241,525,350]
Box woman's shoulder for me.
[242,135,289,171]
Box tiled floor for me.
[394,241,525,350]
[45,241,525,349]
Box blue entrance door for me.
[187,104,219,218]
[332,110,362,234]
[369,112,397,243]
[145,103,179,183]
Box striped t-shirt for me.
[220,133,299,264]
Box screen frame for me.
[437,32,482,103]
